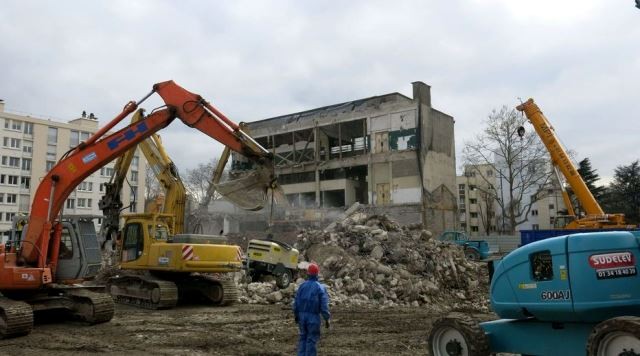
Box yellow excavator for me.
[99,96,275,309]
[516,99,632,230]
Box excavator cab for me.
[10,216,103,281]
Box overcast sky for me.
[1,1,638,182]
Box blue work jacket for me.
[293,275,331,322]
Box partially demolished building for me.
[230,81,457,231]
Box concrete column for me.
[292,132,296,162]
[338,122,342,160]
[314,126,320,162]
[315,169,321,207]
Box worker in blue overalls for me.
[293,263,331,356]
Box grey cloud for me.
[0,0,638,181]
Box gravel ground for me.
[0,303,496,355]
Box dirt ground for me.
[0,303,473,355]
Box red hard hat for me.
[307,263,319,275]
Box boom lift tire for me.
[586,316,640,356]
[428,313,490,356]
[464,248,481,261]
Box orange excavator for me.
[0,81,277,337]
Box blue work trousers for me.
[297,317,321,356]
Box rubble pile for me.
[238,211,490,312]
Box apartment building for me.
[0,101,146,240]
[457,163,567,235]
[456,164,498,236]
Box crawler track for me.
[109,273,238,309]
[108,276,179,310]
[0,298,33,338]
[66,289,115,324]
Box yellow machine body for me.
[119,213,242,273]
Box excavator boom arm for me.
[22,80,273,265]
[516,98,604,216]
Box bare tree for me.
[144,163,162,205]
[183,158,221,207]
[477,188,496,235]
[463,106,553,234]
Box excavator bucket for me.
[214,165,286,211]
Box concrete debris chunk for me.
[236,211,490,313]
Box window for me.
[130,171,138,183]
[80,131,90,142]
[531,209,538,216]
[123,223,143,262]
[101,167,115,177]
[0,174,4,184]
[10,138,20,149]
[549,204,555,210]
[487,170,493,177]
[9,157,19,168]
[20,177,30,189]
[471,226,479,232]
[531,250,553,281]
[87,198,92,208]
[3,137,20,148]
[22,141,32,154]
[99,183,104,192]
[66,199,75,209]
[5,119,23,131]
[469,198,477,204]
[59,228,74,259]
[46,144,56,160]
[470,212,478,218]
[0,193,3,203]
[131,156,139,167]
[77,181,93,192]
[21,158,31,171]
[46,161,55,172]
[47,127,58,144]
[7,175,18,185]
[532,224,540,230]
[70,130,79,147]
[77,198,86,208]
[6,194,17,204]
[5,212,15,222]
[23,122,33,135]
[469,185,476,191]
